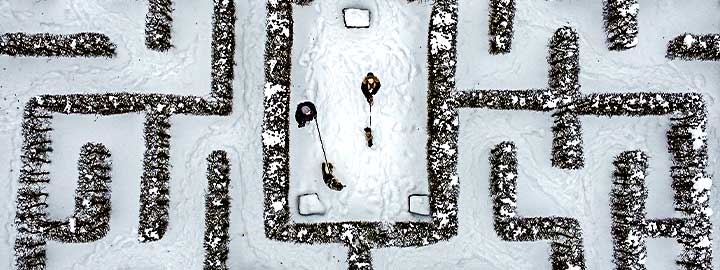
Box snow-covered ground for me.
[0,0,718,269]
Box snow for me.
[684,34,697,48]
[408,195,430,216]
[262,130,284,146]
[696,236,712,248]
[0,0,718,269]
[343,8,370,28]
[298,193,326,216]
[693,177,712,194]
[271,200,285,212]
[688,125,707,149]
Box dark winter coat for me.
[295,101,317,127]
[322,162,344,191]
[361,75,381,101]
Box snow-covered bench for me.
[297,193,327,216]
[408,194,430,216]
[343,8,370,28]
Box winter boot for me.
[321,162,345,191]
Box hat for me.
[367,72,374,77]
[301,106,312,115]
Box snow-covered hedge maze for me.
[460,27,584,170]
[6,0,715,268]
[610,141,712,269]
[460,25,712,269]
[11,0,235,269]
[262,0,714,269]
[490,142,586,270]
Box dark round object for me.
[367,72,374,77]
[295,101,318,127]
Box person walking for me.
[361,73,380,147]
[361,72,381,105]
[295,101,345,191]
[295,101,317,128]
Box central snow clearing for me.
[289,0,432,222]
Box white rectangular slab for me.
[298,193,327,216]
[343,8,371,28]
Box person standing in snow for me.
[361,72,381,105]
[295,101,317,128]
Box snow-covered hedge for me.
[667,33,720,61]
[15,104,53,270]
[13,0,236,268]
[665,36,717,264]
[43,143,113,243]
[15,129,113,269]
[293,0,313,6]
[664,96,712,269]
[203,151,231,270]
[138,111,172,242]
[490,142,586,270]
[603,0,639,50]
[610,150,648,269]
[0,33,116,57]
[488,0,515,54]
[145,0,174,51]
[548,27,583,170]
[425,0,460,244]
